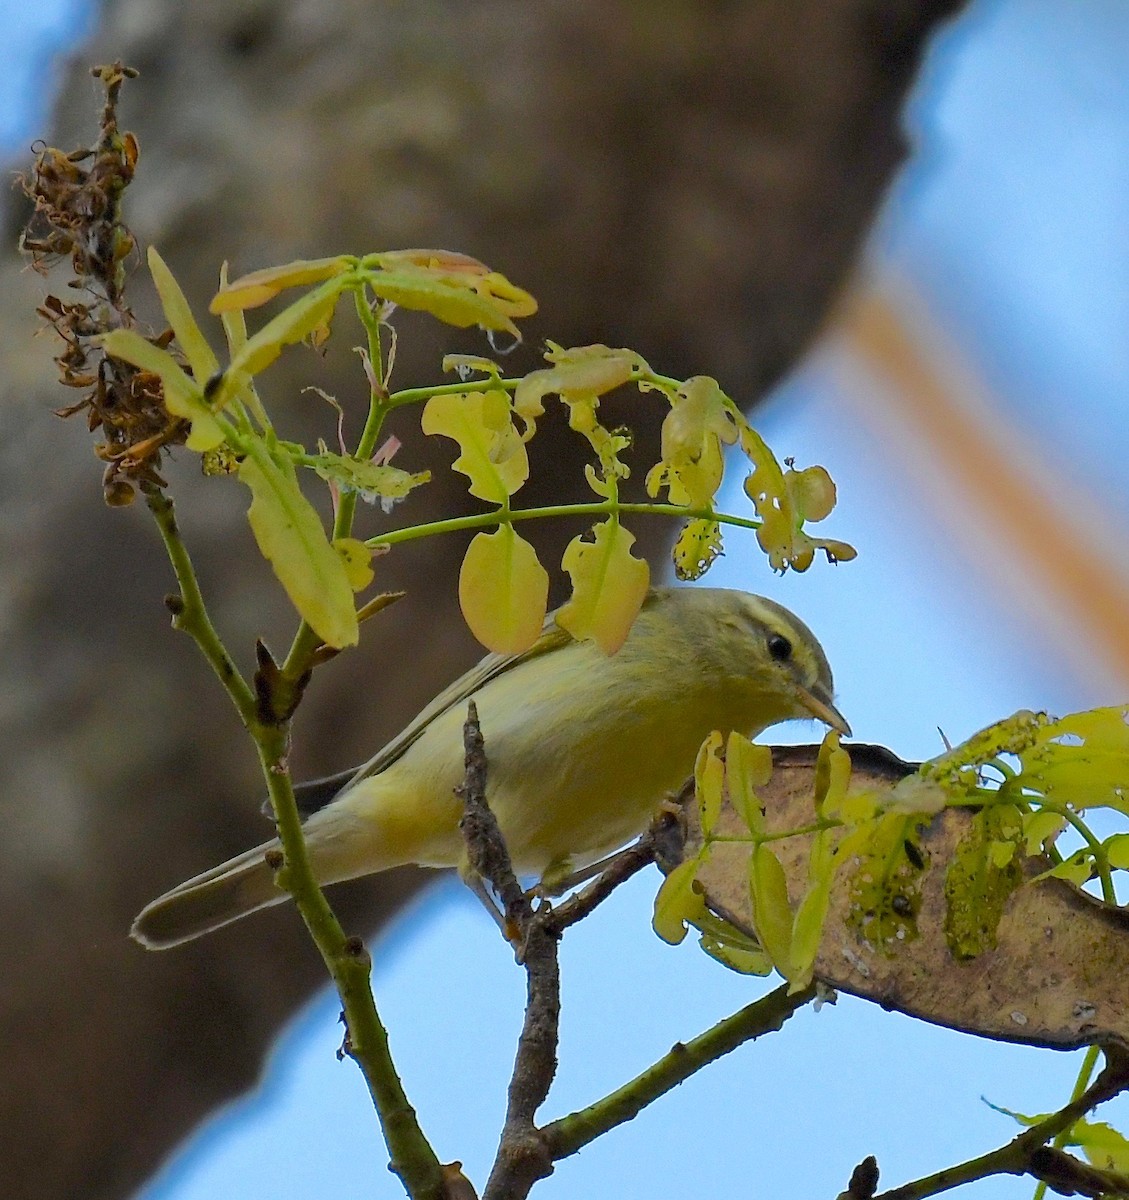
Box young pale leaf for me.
[695,732,724,839]
[209,255,355,312]
[813,730,851,814]
[699,933,773,977]
[1015,706,1129,815]
[738,420,855,572]
[239,444,358,648]
[790,869,833,993]
[421,390,528,503]
[458,525,548,654]
[1104,833,1129,870]
[653,857,708,945]
[333,537,375,591]
[1069,1119,1129,1172]
[555,520,650,655]
[1021,809,1066,855]
[310,452,430,511]
[147,246,219,384]
[726,732,772,836]
[672,519,723,581]
[943,805,1024,960]
[214,278,348,410]
[749,843,794,980]
[99,329,225,451]
[1040,851,1093,887]
[645,376,736,509]
[361,251,536,337]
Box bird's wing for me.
[342,617,575,788]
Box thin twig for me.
[542,982,816,1161]
[458,703,558,1200]
[868,1046,1129,1200]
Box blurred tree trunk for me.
[0,0,965,1195]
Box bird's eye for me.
[767,634,793,662]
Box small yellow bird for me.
[132,587,849,948]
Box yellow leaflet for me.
[556,520,650,655]
[209,255,355,312]
[672,518,723,581]
[422,390,528,504]
[224,277,347,386]
[738,420,855,572]
[695,732,725,839]
[813,730,850,814]
[726,732,772,836]
[458,525,548,654]
[749,843,794,981]
[332,537,374,591]
[147,247,219,385]
[653,857,708,946]
[646,376,736,509]
[239,444,358,648]
[99,329,225,452]
[790,860,833,993]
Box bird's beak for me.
[794,682,852,738]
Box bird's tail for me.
[130,840,285,950]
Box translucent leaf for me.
[847,812,928,953]
[209,255,355,312]
[790,870,832,992]
[653,857,708,945]
[749,843,794,979]
[646,376,736,509]
[695,732,724,839]
[1070,1119,1129,1172]
[362,250,536,337]
[698,933,773,976]
[1104,832,1129,870]
[222,277,348,389]
[725,732,772,836]
[422,390,528,503]
[1022,809,1066,855]
[514,344,645,490]
[943,805,1023,960]
[884,775,949,816]
[737,420,855,572]
[555,520,650,655]
[99,329,225,452]
[309,452,430,512]
[239,444,358,648]
[1041,852,1093,887]
[458,525,548,654]
[1016,706,1129,815]
[672,519,723,581]
[813,731,851,815]
[333,537,374,591]
[147,246,219,384]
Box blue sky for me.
[8,1,1129,1197]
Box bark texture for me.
[1,0,966,1195]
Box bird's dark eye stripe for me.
[767,634,792,662]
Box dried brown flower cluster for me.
[20,63,185,504]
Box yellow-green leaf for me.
[333,537,375,591]
[210,255,355,312]
[749,844,794,980]
[653,857,708,945]
[99,329,225,451]
[147,246,219,384]
[458,525,548,654]
[726,732,772,836]
[555,520,650,655]
[698,933,773,976]
[790,867,833,992]
[239,443,358,648]
[695,732,724,839]
[1104,833,1129,870]
[672,519,723,581]
[310,452,431,512]
[1021,809,1066,855]
[421,390,528,503]
[226,277,346,383]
